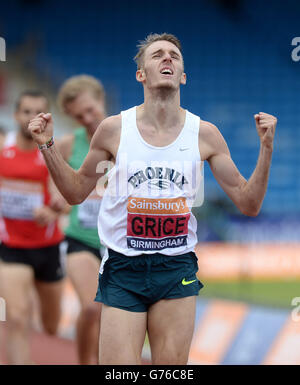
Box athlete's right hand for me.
[33,206,58,226]
[28,113,54,146]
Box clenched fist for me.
[28,112,54,146]
[254,112,277,150]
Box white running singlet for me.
[98,106,204,257]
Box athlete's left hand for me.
[33,206,59,226]
[49,194,69,213]
[254,112,277,150]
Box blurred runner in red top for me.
[0,90,65,364]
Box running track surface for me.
[0,323,79,365]
[0,277,151,365]
[0,324,150,365]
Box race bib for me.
[127,197,191,251]
[0,179,43,220]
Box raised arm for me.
[28,113,113,205]
[200,112,277,216]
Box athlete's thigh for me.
[0,262,34,319]
[99,304,147,365]
[67,251,100,306]
[147,296,197,364]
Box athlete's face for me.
[15,96,49,139]
[65,91,106,135]
[136,40,186,90]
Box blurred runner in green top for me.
[57,75,106,365]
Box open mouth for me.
[160,68,173,75]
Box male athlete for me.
[0,91,65,364]
[56,75,106,364]
[28,33,277,365]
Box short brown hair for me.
[15,90,49,111]
[57,75,105,111]
[134,33,183,70]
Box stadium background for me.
[0,0,300,364]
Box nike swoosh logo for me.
[182,278,197,285]
[179,147,189,151]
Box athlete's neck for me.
[85,129,93,143]
[140,89,183,131]
[85,117,106,142]
[16,130,37,151]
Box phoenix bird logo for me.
[148,180,170,190]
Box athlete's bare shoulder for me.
[91,114,121,160]
[199,119,230,161]
[56,133,74,161]
[200,120,221,140]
